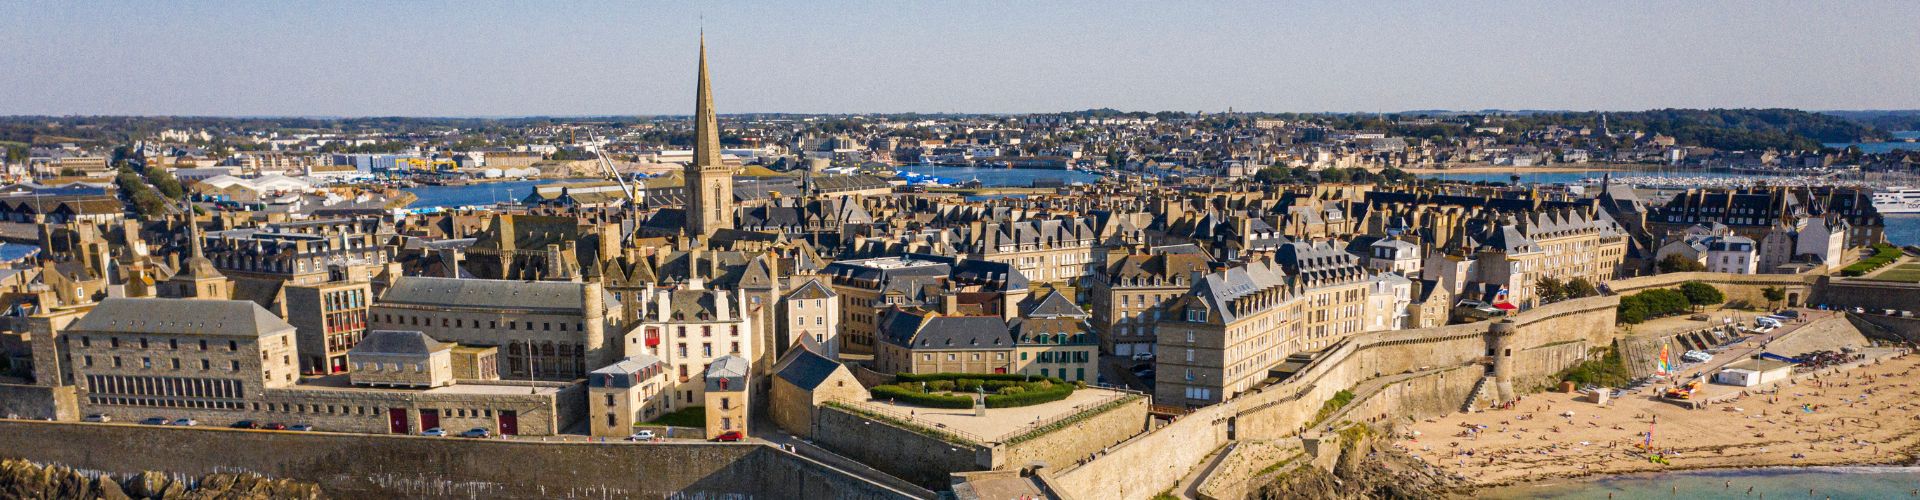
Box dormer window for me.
[1186,307,1207,322]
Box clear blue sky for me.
[4,1,1918,116]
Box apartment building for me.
[1155,261,1300,406]
[282,281,371,374]
[1088,250,1209,357]
[65,298,300,415]
[587,353,668,438]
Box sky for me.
[4,1,1919,116]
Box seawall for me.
[0,420,918,499]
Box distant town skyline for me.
[4,1,1919,116]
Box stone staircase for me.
[1461,375,1497,413]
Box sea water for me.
[402,179,571,208]
[1477,466,1920,499]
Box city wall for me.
[812,404,993,489]
[1052,294,1619,500]
[998,394,1149,472]
[0,420,918,499]
[1610,272,1814,307]
[1813,277,1920,313]
[0,383,74,420]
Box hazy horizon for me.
[5,1,1919,116]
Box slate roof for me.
[1023,290,1087,319]
[70,298,295,337]
[591,353,664,375]
[381,276,597,312]
[773,346,844,391]
[351,330,452,356]
[880,311,1012,350]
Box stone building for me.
[778,278,839,359]
[621,282,753,412]
[768,342,862,439]
[368,276,618,381]
[875,311,1015,375]
[63,298,300,416]
[346,330,454,389]
[822,254,1028,355]
[702,354,749,439]
[1156,261,1299,406]
[281,281,370,375]
[587,353,668,438]
[1009,291,1099,382]
[1088,249,1209,357]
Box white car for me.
[82,414,111,423]
[1130,352,1155,361]
[628,430,657,441]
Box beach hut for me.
[1713,359,1794,387]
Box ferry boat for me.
[1872,187,1920,214]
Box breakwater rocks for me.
[0,459,323,500]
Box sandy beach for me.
[1400,351,1920,490]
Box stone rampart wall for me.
[0,420,917,499]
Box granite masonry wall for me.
[811,404,993,490]
[0,420,918,499]
[998,394,1149,472]
[1052,294,1621,500]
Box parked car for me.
[1681,350,1712,363]
[1776,310,1800,319]
[82,414,111,423]
[288,424,314,432]
[229,420,259,429]
[712,431,745,442]
[627,430,656,441]
[261,423,288,431]
[459,427,492,438]
[1130,352,1155,361]
[169,418,198,426]
[139,417,168,426]
[421,427,447,437]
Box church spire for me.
[693,33,722,171]
[686,33,734,238]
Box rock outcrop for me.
[1252,432,1466,500]
[0,459,323,500]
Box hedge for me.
[874,373,1081,409]
[985,382,1075,408]
[870,384,972,409]
[1841,243,1903,277]
[895,372,1066,384]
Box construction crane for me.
[592,137,639,204]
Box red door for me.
[420,409,440,431]
[387,408,409,434]
[498,410,518,436]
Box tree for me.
[145,167,185,200]
[1658,254,1707,273]
[1535,276,1568,303]
[1678,281,1725,309]
[1566,278,1600,299]
[1761,286,1787,310]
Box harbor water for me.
[403,179,570,208]
[893,165,1101,187]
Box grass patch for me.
[1151,490,1178,500]
[1865,263,1920,282]
[1311,390,1356,426]
[1555,343,1631,388]
[1843,243,1903,277]
[645,406,705,428]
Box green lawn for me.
[645,406,706,428]
[1867,263,1920,282]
